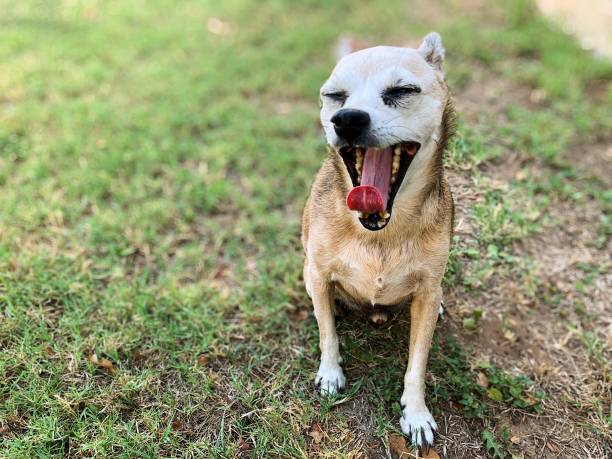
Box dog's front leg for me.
[308,270,345,395]
[400,285,441,449]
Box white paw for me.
[315,364,345,395]
[399,405,437,448]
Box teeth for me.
[377,219,386,228]
[358,211,368,219]
[390,146,401,184]
[355,148,363,181]
[392,157,400,173]
[380,211,390,219]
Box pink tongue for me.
[346,147,392,214]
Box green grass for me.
[1,0,610,457]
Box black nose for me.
[331,109,370,143]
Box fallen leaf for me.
[309,423,324,444]
[522,395,538,406]
[476,372,490,388]
[510,435,521,444]
[294,309,309,321]
[0,425,9,435]
[89,354,117,374]
[197,354,210,366]
[213,264,230,280]
[421,447,440,459]
[98,357,117,374]
[171,419,182,431]
[546,441,560,453]
[237,437,250,451]
[389,433,412,458]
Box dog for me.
[301,32,454,449]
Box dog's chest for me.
[329,239,421,306]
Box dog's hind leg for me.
[438,301,445,320]
[399,285,441,450]
[308,268,345,395]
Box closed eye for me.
[322,90,348,105]
[382,84,421,107]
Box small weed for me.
[462,309,483,331]
[430,337,544,418]
[482,428,507,459]
[569,326,609,370]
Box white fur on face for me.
[320,45,445,150]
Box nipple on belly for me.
[369,311,389,326]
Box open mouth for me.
[339,142,420,231]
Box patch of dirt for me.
[446,169,480,238]
[445,61,612,457]
[454,64,535,125]
[437,413,489,459]
[568,140,612,188]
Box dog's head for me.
[320,33,450,231]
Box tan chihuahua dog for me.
[301,33,454,449]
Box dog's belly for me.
[334,281,412,315]
[330,250,421,307]
[328,245,422,308]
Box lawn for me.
[0,0,610,457]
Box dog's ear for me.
[334,36,354,61]
[334,35,373,61]
[418,32,445,70]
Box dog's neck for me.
[399,140,442,199]
[382,147,443,232]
